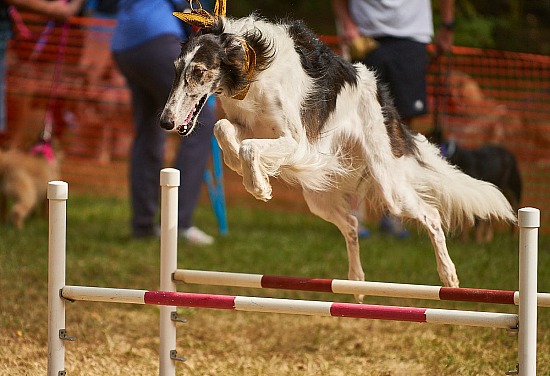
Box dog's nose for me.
[159,111,175,130]
[160,119,174,130]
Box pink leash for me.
[8,6,33,39]
[28,136,55,162]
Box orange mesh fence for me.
[4,16,550,230]
[420,46,550,232]
[6,14,132,197]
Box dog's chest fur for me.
[220,94,288,140]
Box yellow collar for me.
[231,39,256,100]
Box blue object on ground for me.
[204,135,228,235]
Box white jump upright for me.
[518,208,539,376]
[159,168,181,375]
[47,181,68,376]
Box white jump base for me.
[47,168,541,375]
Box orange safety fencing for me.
[4,15,550,231]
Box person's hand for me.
[434,27,454,56]
[48,0,85,21]
[339,18,361,45]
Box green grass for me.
[1,194,549,375]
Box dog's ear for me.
[216,31,273,98]
[219,33,247,70]
[216,33,251,96]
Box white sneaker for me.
[180,226,214,246]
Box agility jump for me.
[48,168,542,375]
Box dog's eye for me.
[192,67,205,79]
[191,67,204,79]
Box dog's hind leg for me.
[420,208,459,287]
[364,155,460,286]
[358,151,459,287]
[399,197,460,288]
[302,189,365,302]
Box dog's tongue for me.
[183,108,194,125]
[178,108,194,130]
[177,108,195,134]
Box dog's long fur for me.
[160,16,516,299]
[0,148,59,228]
[441,142,521,211]
[430,130,522,243]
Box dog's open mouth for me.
[177,95,208,136]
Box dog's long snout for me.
[159,109,175,130]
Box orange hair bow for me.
[173,0,226,29]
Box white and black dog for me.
[160,14,515,300]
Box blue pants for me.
[113,34,215,235]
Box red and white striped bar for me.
[173,269,550,307]
[61,286,518,329]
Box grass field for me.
[1,194,549,375]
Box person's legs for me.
[175,99,216,230]
[127,82,165,236]
[113,35,181,237]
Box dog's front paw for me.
[243,174,272,202]
[255,186,273,202]
[247,181,273,202]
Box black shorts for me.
[360,37,429,119]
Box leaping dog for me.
[160,9,515,301]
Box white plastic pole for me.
[47,181,68,376]
[62,286,147,304]
[174,269,264,289]
[159,168,180,376]
[518,207,539,376]
[424,308,517,329]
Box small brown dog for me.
[0,141,60,229]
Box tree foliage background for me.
[225,0,550,55]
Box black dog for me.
[430,130,522,242]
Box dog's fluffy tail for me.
[410,134,517,231]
